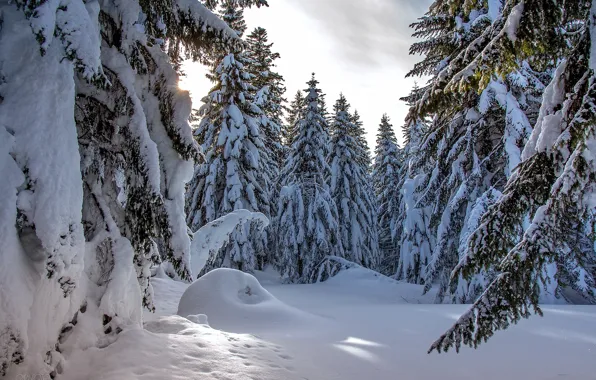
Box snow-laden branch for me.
[190,210,269,277]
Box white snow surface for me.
[62,267,596,380]
[177,268,316,332]
[62,316,300,380]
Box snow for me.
[505,2,524,42]
[61,316,301,380]
[58,266,596,380]
[0,5,90,375]
[190,210,269,276]
[523,61,567,159]
[178,269,316,332]
[487,0,503,23]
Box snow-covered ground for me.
[62,268,596,380]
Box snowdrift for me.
[61,316,301,380]
[177,268,317,332]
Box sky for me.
[179,0,432,149]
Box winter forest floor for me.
[61,268,596,380]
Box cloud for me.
[290,0,432,70]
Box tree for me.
[186,6,271,276]
[0,0,267,376]
[244,27,286,268]
[274,74,343,283]
[394,114,434,283]
[351,110,373,172]
[405,0,596,352]
[328,95,380,269]
[398,0,553,305]
[245,27,287,170]
[283,90,305,147]
[371,115,404,274]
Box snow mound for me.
[62,316,302,380]
[177,268,316,332]
[314,257,438,304]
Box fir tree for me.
[245,26,287,138]
[0,0,266,375]
[274,74,343,283]
[410,0,596,352]
[221,0,247,36]
[328,94,380,269]
[350,110,373,172]
[186,5,272,276]
[283,90,305,147]
[394,115,433,283]
[245,26,287,239]
[371,115,404,275]
[399,0,551,304]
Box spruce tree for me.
[0,0,266,375]
[428,0,596,353]
[186,4,272,276]
[394,0,596,352]
[246,27,286,169]
[283,90,305,147]
[274,74,343,283]
[328,94,380,269]
[394,114,434,283]
[351,110,373,172]
[245,27,286,268]
[398,0,552,305]
[371,115,404,274]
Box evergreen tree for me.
[394,115,434,283]
[351,110,373,172]
[203,1,248,83]
[328,94,380,269]
[401,0,596,352]
[274,74,343,283]
[221,0,247,36]
[245,27,286,257]
[398,0,551,304]
[246,27,287,168]
[283,90,305,147]
[371,115,404,274]
[186,5,271,276]
[0,0,265,375]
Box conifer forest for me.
[0,0,595,379]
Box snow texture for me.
[61,315,302,380]
[60,267,596,380]
[0,5,89,375]
[190,210,269,276]
[178,268,315,332]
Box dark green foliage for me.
[426,1,596,353]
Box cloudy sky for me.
[179,0,432,148]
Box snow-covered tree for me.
[186,6,272,276]
[246,27,286,171]
[283,90,305,147]
[0,0,265,375]
[398,0,553,304]
[274,74,343,283]
[351,110,373,172]
[371,115,403,274]
[418,0,596,352]
[328,94,380,269]
[221,0,247,36]
[393,114,434,283]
